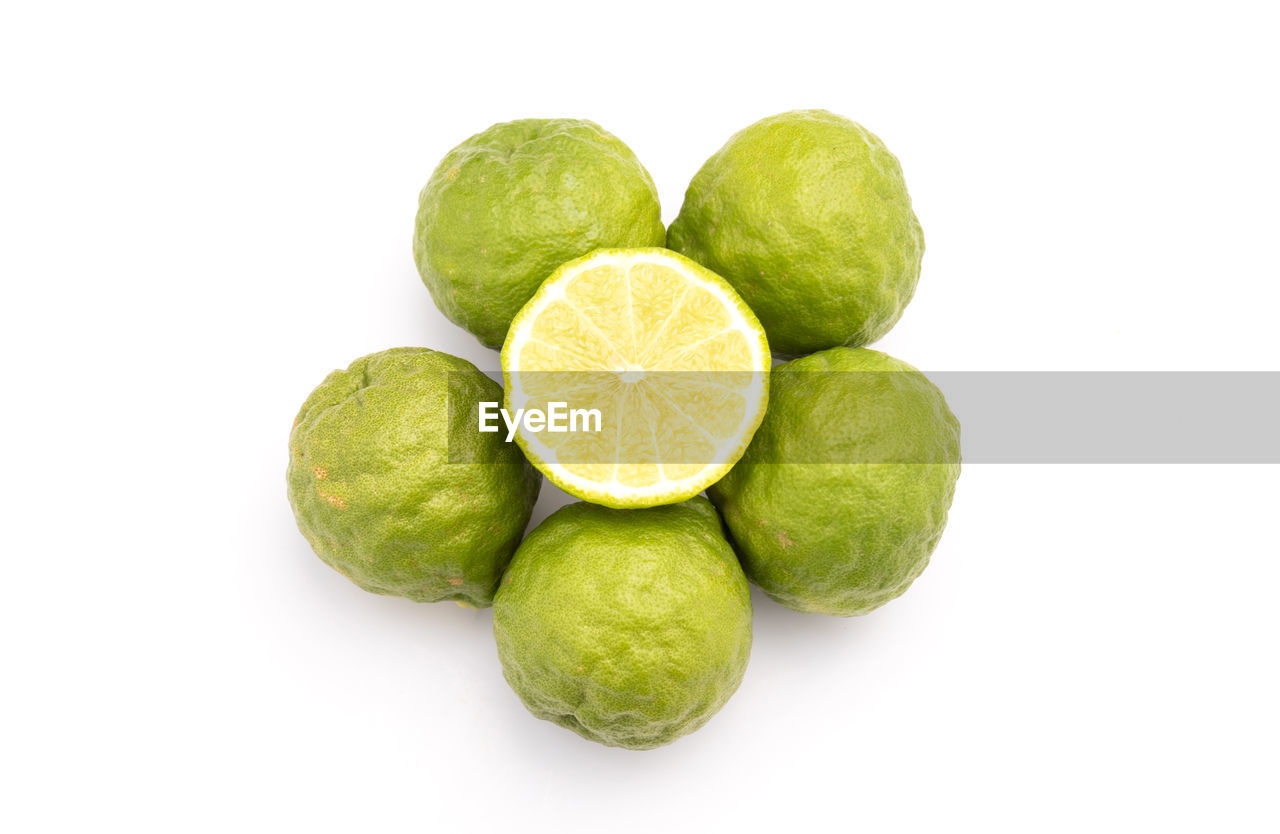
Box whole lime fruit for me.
[287,347,540,607]
[667,110,924,356]
[493,498,752,750]
[707,348,960,616]
[413,118,666,348]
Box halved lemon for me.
[501,248,770,508]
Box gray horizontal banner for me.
[448,371,1280,464]
[933,371,1280,463]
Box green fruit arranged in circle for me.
[287,347,541,607]
[667,110,924,356]
[493,499,752,750]
[413,118,666,348]
[708,347,960,616]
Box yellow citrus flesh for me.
[501,248,770,508]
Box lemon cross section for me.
[501,248,770,508]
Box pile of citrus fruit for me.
[287,111,961,750]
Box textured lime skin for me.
[493,499,752,750]
[667,110,924,356]
[708,348,959,616]
[414,119,666,348]
[287,348,541,607]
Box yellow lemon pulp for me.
[501,248,770,508]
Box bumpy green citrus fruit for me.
[493,499,752,750]
[413,118,666,348]
[667,110,924,356]
[707,348,960,616]
[287,347,540,607]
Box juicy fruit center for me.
[504,250,768,499]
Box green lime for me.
[413,118,666,348]
[707,348,960,616]
[667,110,924,356]
[287,347,540,607]
[492,499,752,749]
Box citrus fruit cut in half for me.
[501,248,770,508]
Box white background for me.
[3,2,1278,831]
